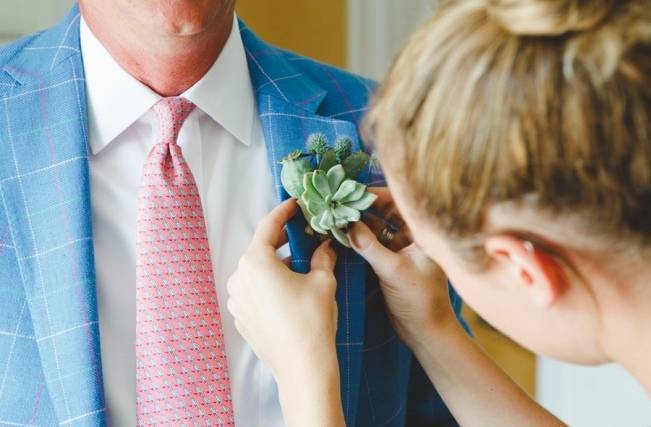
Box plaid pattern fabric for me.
[0,5,464,426]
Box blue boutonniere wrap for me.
[280,134,377,247]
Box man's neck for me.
[79,2,234,97]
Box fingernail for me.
[348,223,372,251]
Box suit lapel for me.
[1,7,105,425]
[241,22,367,424]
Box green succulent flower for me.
[280,156,314,199]
[301,164,377,247]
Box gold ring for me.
[379,227,395,246]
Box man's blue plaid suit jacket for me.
[0,5,464,426]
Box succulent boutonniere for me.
[280,134,377,247]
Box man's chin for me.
[154,1,229,36]
[164,22,213,37]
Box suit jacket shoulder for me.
[285,51,376,121]
[0,33,42,92]
[270,48,377,124]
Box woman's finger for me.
[367,187,404,224]
[252,199,298,250]
[277,228,289,249]
[233,319,253,348]
[365,187,410,250]
[226,297,240,319]
[310,240,337,274]
[281,255,292,267]
[366,187,394,211]
[226,274,242,299]
[348,221,402,277]
[362,213,412,252]
[226,276,251,315]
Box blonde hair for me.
[364,0,651,249]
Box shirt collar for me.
[81,15,255,155]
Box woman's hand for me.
[351,189,566,427]
[226,199,345,427]
[349,188,458,350]
[227,199,338,380]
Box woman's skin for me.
[228,175,651,426]
[226,189,569,427]
[227,170,651,426]
[226,202,344,427]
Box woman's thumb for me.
[310,240,337,273]
[348,222,400,276]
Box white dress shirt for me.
[81,15,286,427]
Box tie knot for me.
[153,97,196,145]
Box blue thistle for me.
[335,137,353,162]
[308,133,329,157]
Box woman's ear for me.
[484,235,567,308]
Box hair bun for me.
[487,0,615,36]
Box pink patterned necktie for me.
[136,97,234,426]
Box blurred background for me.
[2,1,649,425]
